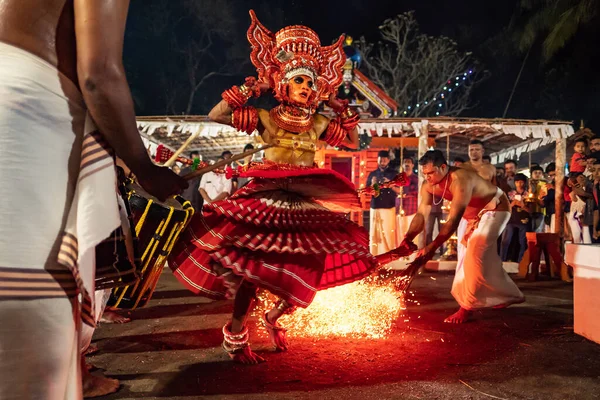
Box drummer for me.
[0,1,187,398]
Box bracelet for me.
[232,106,259,134]
[323,118,347,147]
[222,85,252,109]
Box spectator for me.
[463,139,496,183]
[567,173,593,243]
[397,157,421,248]
[501,173,531,262]
[543,163,556,232]
[232,143,255,192]
[482,155,491,164]
[180,151,204,211]
[592,157,600,241]
[501,159,517,192]
[199,157,232,207]
[172,164,181,175]
[529,165,546,233]
[497,166,505,180]
[367,150,399,255]
[453,157,465,167]
[590,135,600,152]
[570,137,587,173]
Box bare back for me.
[427,167,509,220]
[0,0,78,85]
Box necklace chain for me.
[432,174,450,206]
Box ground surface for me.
[90,271,600,400]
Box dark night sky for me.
[125,0,599,130]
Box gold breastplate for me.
[268,128,317,162]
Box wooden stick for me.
[182,144,273,181]
[163,126,202,167]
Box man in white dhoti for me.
[401,150,524,324]
[367,150,400,255]
[0,1,186,398]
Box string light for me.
[399,68,475,117]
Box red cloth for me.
[570,153,586,173]
[169,161,378,307]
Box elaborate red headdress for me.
[246,10,346,109]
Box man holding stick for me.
[401,150,524,323]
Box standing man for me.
[0,1,187,398]
[402,150,524,324]
[397,157,421,248]
[232,143,255,192]
[463,139,497,184]
[501,174,531,262]
[367,150,400,255]
[180,151,204,211]
[502,160,518,192]
[591,156,600,241]
[543,163,557,232]
[199,156,233,207]
[529,166,547,233]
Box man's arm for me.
[422,176,472,256]
[74,0,150,175]
[404,184,432,242]
[571,185,593,199]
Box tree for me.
[355,12,485,118]
[516,0,599,61]
[125,0,251,115]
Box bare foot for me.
[82,370,120,398]
[100,310,131,324]
[224,344,265,365]
[263,313,288,352]
[444,308,472,324]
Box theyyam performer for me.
[169,10,413,364]
[400,150,524,323]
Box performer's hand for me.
[137,164,188,202]
[327,94,348,113]
[244,76,270,97]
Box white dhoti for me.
[370,207,398,255]
[452,189,525,310]
[0,42,120,399]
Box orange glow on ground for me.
[254,272,416,339]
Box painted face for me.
[504,162,516,177]
[468,144,483,162]
[531,170,544,180]
[288,74,314,105]
[574,141,586,154]
[591,139,600,152]
[421,162,447,185]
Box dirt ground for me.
[90,271,600,400]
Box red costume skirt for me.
[168,162,378,308]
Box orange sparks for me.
[254,272,414,339]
